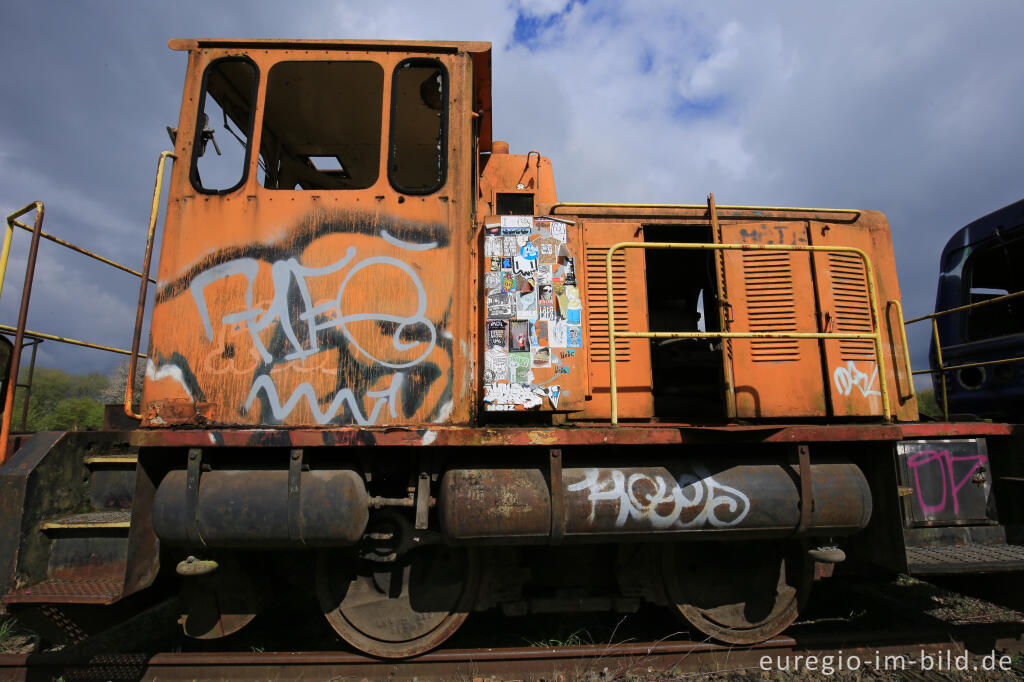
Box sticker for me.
[500,215,532,229]
[483,272,501,291]
[535,237,560,265]
[517,291,538,319]
[551,222,567,242]
[554,257,576,286]
[567,325,583,348]
[532,346,552,368]
[487,319,508,349]
[518,275,535,293]
[484,346,509,383]
[509,353,532,383]
[503,237,518,257]
[484,236,502,258]
[501,271,516,292]
[487,292,516,319]
[539,305,556,320]
[565,285,582,324]
[556,293,570,319]
[549,320,568,348]
[501,226,531,236]
[490,257,501,272]
[519,242,539,261]
[501,257,512,269]
[538,283,554,306]
[484,382,543,408]
[534,319,549,347]
[485,224,502,236]
[548,385,561,409]
[514,255,537,275]
[509,320,531,352]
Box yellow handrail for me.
[605,241,889,425]
[904,288,1024,421]
[124,151,175,420]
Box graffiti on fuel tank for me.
[566,466,750,529]
[147,211,455,426]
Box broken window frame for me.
[388,58,449,196]
[189,56,259,196]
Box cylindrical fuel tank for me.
[153,469,369,548]
[439,460,871,543]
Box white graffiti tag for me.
[566,467,750,529]
[189,245,437,425]
[833,361,880,398]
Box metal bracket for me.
[414,454,431,530]
[288,448,304,544]
[550,448,565,543]
[185,447,203,547]
[796,444,813,534]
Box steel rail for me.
[1,626,1021,680]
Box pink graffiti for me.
[907,449,986,516]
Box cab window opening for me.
[190,57,258,194]
[388,58,448,195]
[260,61,384,190]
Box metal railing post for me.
[125,150,175,420]
[1,202,45,465]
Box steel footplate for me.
[2,576,123,605]
[906,543,1024,575]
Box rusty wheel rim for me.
[316,546,479,658]
[662,541,809,645]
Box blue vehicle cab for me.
[932,198,1024,418]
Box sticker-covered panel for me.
[481,216,586,412]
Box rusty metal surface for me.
[2,576,122,605]
[0,202,44,466]
[127,422,936,449]
[441,461,871,542]
[152,469,368,548]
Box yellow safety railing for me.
[0,151,175,464]
[903,290,1024,421]
[604,241,889,426]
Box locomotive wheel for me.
[662,541,810,645]
[316,545,480,658]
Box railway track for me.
[1,623,1023,681]
[2,576,1024,680]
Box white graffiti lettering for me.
[146,359,193,400]
[245,372,404,426]
[566,467,750,529]
[189,245,438,425]
[833,361,880,398]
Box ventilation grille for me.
[586,247,631,362]
[828,252,876,361]
[742,252,800,362]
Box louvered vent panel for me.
[742,252,800,362]
[828,252,876,361]
[586,248,631,362]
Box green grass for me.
[524,628,594,648]
[0,615,23,653]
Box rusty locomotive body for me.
[2,39,1023,658]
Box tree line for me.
[8,359,142,432]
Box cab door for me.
[718,221,827,418]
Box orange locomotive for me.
[2,39,1021,658]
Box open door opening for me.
[643,225,726,421]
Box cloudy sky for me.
[2,1,1022,388]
